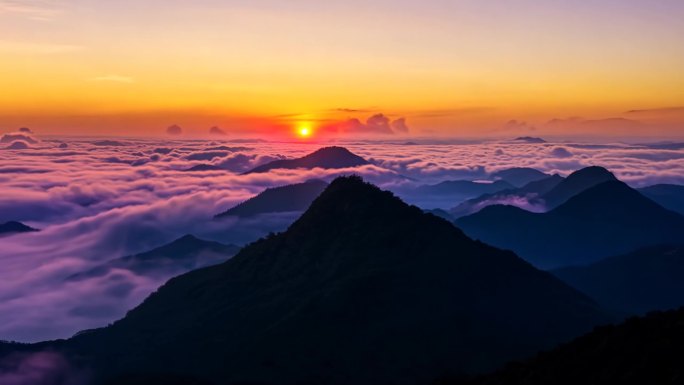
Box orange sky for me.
[1,0,683,138]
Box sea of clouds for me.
[1,131,684,342]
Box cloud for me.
[2,137,684,344]
[89,75,134,84]
[166,124,183,136]
[323,114,410,135]
[549,147,573,158]
[1,132,37,144]
[625,106,684,115]
[391,117,410,133]
[0,352,88,385]
[0,0,62,21]
[5,141,30,150]
[209,126,227,136]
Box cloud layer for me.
[1,133,684,342]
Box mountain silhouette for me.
[67,235,240,280]
[552,245,684,316]
[185,164,225,172]
[243,146,369,174]
[0,221,38,235]
[398,180,515,209]
[457,181,684,269]
[450,175,563,218]
[446,307,684,385]
[541,166,617,208]
[414,180,515,196]
[215,180,328,218]
[41,176,609,385]
[490,168,550,187]
[638,184,684,215]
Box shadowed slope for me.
[457,181,684,269]
[215,180,328,218]
[34,177,608,385]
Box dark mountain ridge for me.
[541,166,617,209]
[552,245,684,316]
[67,235,240,280]
[244,146,369,174]
[447,307,684,385]
[215,180,328,218]
[0,221,38,235]
[23,176,611,385]
[457,180,684,268]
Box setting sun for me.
[297,125,312,138]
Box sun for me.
[297,125,312,138]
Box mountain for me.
[215,180,329,218]
[44,176,608,385]
[450,175,563,218]
[457,181,684,269]
[552,245,684,316]
[244,146,369,174]
[185,164,225,172]
[414,180,515,196]
[541,166,617,209]
[490,168,550,187]
[513,136,546,144]
[447,307,684,385]
[638,184,684,215]
[67,235,240,280]
[0,221,38,235]
[396,180,515,210]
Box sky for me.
[1,0,683,138]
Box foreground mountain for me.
[552,245,684,316]
[215,180,328,218]
[450,175,563,218]
[67,235,240,280]
[638,184,684,215]
[244,146,368,174]
[541,166,617,209]
[42,176,609,385]
[446,308,684,385]
[457,180,684,268]
[0,221,38,235]
[490,168,550,187]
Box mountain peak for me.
[244,146,369,174]
[567,166,616,181]
[542,166,617,208]
[0,221,38,235]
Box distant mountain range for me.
[450,174,563,218]
[638,184,684,215]
[552,245,684,316]
[243,146,369,174]
[448,307,684,385]
[396,180,515,209]
[490,168,550,187]
[0,221,38,235]
[457,180,684,269]
[215,180,329,218]
[67,235,240,281]
[15,177,609,385]
[541,166,617,209]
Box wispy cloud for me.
[0,0,62,21]
[89,75,135,84]
[0,40,83,54]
